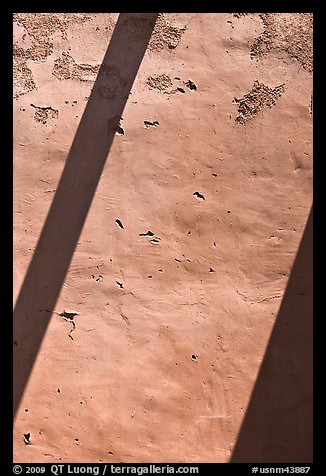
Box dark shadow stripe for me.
[231,207,313,463]
[13,13,158,416]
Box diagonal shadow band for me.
[13,13,159,417]
[231,207,313,463]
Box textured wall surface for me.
[13,13,312,463]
